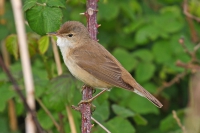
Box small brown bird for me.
[49,21,163,108]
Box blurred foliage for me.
[0,0,200,133]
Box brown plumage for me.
[51,21,163,108]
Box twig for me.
[179,38,193,57]
[66,106,77,133]
[58,113,65,133]
[172,110,187,133]
[91,117,111,133]
[0,56,44,133]
[176,60,200,71]
[183,0,200,22]
[51,37,63,75]
[11,0,36,132]
[36,98,60,131]
[156,71,187,95]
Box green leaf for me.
[27,33,39,56]
[112,104,134,118]
[0,25,9,40]
[115,34,136,49]
[0,100,6,112]
[98,1,119,21]
[96,89,109,105]
[0,117,9,133]
[160,110,185,131]
[112,48,137,72]
[133,114,148,125]
[26,6,62,35]
[109,87,132,103]
[47,0,66,8]
[132,49,154,62]
[135,62,156,83]
[152,41,173,64]
[37,109,54,129]
[44,74,79,111]
[128,95,159,115]
[93,100,110,122]
[5,34,19,60]
[15,101,24,116]
[23,0,37,11]
[135,24,159,44]
[0,84,16,112]
[106,117,135,133]
[123,19,144,34]
[152,12,183,34]
[38,35,49,54]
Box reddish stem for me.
[80,0,98,133]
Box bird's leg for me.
[78,88,107,105]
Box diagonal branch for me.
[0,56,44,133]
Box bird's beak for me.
[47,32,57,36]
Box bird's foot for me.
[78,97,95,106]
[77,99,96,112]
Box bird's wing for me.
[71,41,132,89]
[71,41,163,108]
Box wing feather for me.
[71,42,132,89]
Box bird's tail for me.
[133,83,163,108]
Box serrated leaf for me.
[112,104,134,118]
[135,62,156,83]
[106,117,135,133]
[128,95,159,115]
[112,48,137,72]
[5,34,19,60]
[47,0,65,8]
[37,109,54,129]
[26,6,62,35]
[44,74,79,111]
[38,35,49,54]
[23,0,37,11]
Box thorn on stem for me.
[80,12,86,15]
[71,105,80,112]
[179,37,184,44]
[91,124,94,128]
[97,24,101,28]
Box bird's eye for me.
[68,34,73,37]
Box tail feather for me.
[133,83,163,108]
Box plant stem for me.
[80,0,99,133]
[11,0,36,132]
